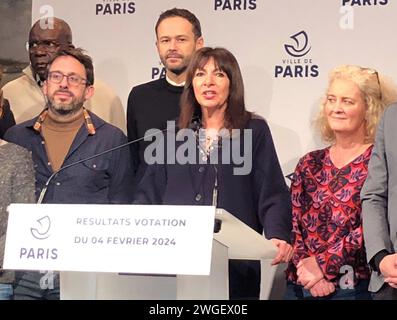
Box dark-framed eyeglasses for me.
[26,40,60,52]
[48,71,88,87]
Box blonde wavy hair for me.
[316,65,397,143]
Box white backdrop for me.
[31,0,396,177]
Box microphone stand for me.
[212,165,218,207]
[212,164,222,233]
[37,129,167,204]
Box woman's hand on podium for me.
[270,238,293,265]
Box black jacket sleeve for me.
[253,120,292,242]
[0,99,16,139]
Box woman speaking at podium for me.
[134,47,292,300]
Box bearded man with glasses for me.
[3,47,134,300]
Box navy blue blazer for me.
[135,118,292,242]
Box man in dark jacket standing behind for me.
[127,8,203,182]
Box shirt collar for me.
[165,75,185,87]
[33,108,96,135]
[24,65,44,87]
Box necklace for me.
[197,129,221,162]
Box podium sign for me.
[4,204,215,275]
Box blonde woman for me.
[286,65,397,299]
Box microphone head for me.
[189,116,201,132]
[214,218,222,233]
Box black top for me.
[127,77,183,180]
[0,99,15,139]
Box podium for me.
[60,209,277,300]
[4,204,277,300]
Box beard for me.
[160,54,189,75]
[167,65,187,76]
[46,90,84,116]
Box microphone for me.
[37,128,168,204]
[212,164,222,233]
[188,116,201,132]
[212,164,218,207]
